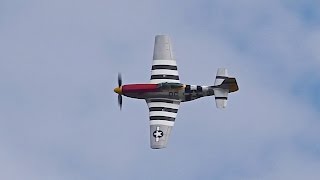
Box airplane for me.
[114,35,239,149]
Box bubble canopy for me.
[157,82,183,89]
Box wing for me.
[150,35,180,84]
[146,98,181,149]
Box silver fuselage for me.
[123,84,215,102]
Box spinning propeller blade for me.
[116,73,123,110]
[118,94,122,110]
[118,73,122,87]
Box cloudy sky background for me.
[1,0,320,179]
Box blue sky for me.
[1,0,320,179]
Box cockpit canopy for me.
[157,82,183,90]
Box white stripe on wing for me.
[147,102,180,109]
[149,111,177,118]
[151,69,179,76]
[152,60,177,66]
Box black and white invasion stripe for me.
[147,98,180,126]
[150,60,180,84]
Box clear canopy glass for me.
[157,82,183,89]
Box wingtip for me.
[155,34,169,37]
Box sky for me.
[0,0,320,179]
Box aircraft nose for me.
[114,87,122,94]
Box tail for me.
[213,68,239,108]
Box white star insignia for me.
[153,127,164,142]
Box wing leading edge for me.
[147,98,180,149]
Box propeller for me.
[118,93,122,110]
[118,73,122,87]
[117,73,123,110]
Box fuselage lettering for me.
[169,92,178,97]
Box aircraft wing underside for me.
[150,35,180,84]
[146,98,180,149]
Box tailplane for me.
[213,68,239,109]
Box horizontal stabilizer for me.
[214,89,228,108]
[214,68,228,85]
[214,68,229,108]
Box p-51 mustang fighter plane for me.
[114,35,239,149]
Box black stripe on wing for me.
[152,65,178,70]
[149,107,178,113]
[150,116,175,121]
[151,75,179,80]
